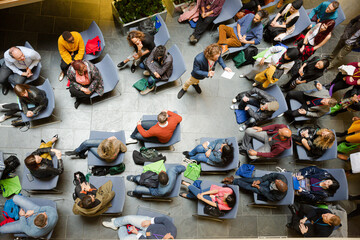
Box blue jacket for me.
[191,52,226,80]
[139,217,177,239]
[234,13,263,45]
[309,2,338,23]
[149,165,186,197]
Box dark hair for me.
[257,10,268,19]
[34,214,47,228]
[285,48,300,61]
[158,171,169,185]
[62,31,73,41]
[79,195,96,209]
[221,142,234,166]
[292,0,303,10]
[326,177,340,197]
[226,192,236,209]
[331,1,340,9]
[127,30,146,47]
[315,19,335,45]
[153,45,167,60]
[321,58,330,69]
[71,60,85,71]
[25,154,39,171]
[14,84,30,98]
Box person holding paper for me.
[177,44,232,99]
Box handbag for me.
[204,204,225,217]
[184,163,201,181]
[234,109,249,124]
[0,211,15,226]
[133,78,149,91]
[330,104,343,114]
[337,142,360,153]
[3,199,19,220]
[143,160,166,174]
[0,176,22,198]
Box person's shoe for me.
[239,149,247,156]
[117,61,127,69]
[177,89,187,99]
[41,139,46,144]
[221,45,229,55]
[230,104,238,110]
[232,98,237,104]
[2,84,9,95]
[78,152,87,159]
[238,140,243,146]
[102,218,118,230]
[336,131,347,137]
[126,175,135,182]
[277,0,284,8]
[140,86,155,95]
[239,124,247,132]
[130,64,136,73]
[127,191,138,197]
[0,114,11,123]
[143,70,151,76]
[65,150,78,156]
[126,138,138,145]
[58,72,65,82]
[189,35,198,44]
[52,134,59,143]
[286,223,292,229]
[182,151,190,158]
[221,176,234,184]
[74,100,81,109]
[252,82,259,87]
[288,205,297,215]
[193,84,202,94]
[327,62,335,69]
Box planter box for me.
[112,1,167,34]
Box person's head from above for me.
[71,60,87,76]
[283,48,299,62]
[326,1,339,13]
[34,212,48,229]
[321,98,337,107]
[80,195,97,209]
[223,188,236,209]
[158,170,169,185]
[314,128,335,149]
[62,31,74,43]
[279,127,292,139]
[127,30,145,47]
[25,154,42,171]
[261,101,279,112]
[221,142,234,165]
[315,59,330,69]
[204,44,222,62]
[322,213,341,226]
[318,19,336,35]
[290,0,303,13]
[254,10,269,24]
[14,84,31,98]
[98,138,121,161]
[9,47,25,61]
[270,179,288,192]
[153,45,167,62]
[157,111,169,125]
[320,177,339,196]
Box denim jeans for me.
[75,139,103,159]
[113,215,152,240]
[133,175,152,196]
[189,144,208,163]
[233,177,263,194]
[130,120,160,143]
[187,185,211,200]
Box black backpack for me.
[138,18,157,35]
[132,150,166,165]
[1,156,20,180]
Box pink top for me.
[75,71,90,86]
[210,185,233,211]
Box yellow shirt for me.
[58,31,85,65]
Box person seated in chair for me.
[293,166,340,203]
[182,138,234,167]
[67,59,104,109]
[140,45,173,95]
[117,30,155,73]
[0,46,41,95]
[65,136,127,162]
[127,110,182,144]
[240,0,266,14]
[308,1,339,25]
[330,87,360,116]
[287,203,341,237]
[222,172,288,202]
[285,82,337,121]
[24,135,63,179]
[102,215,177,240]
[72,172,115,217]
[0,83,48,123]
[0,195,58,238]
[217,10,268,54]
[292,127,335,159]
[126,165,186,197]
[231,88,279,131]
[58,31,85,81]
[239,124,292,159]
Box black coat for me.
[20,85,48,115]
[29,148,64,179]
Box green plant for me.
[173,0,192,5]
[114,0,165,24]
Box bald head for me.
[279,127,292,138]
[275,179,288,192]
[9,47,25,61]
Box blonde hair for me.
[330,215,341,226]
[328,98,337,107]
[204,44,221,60]
[313,129,335,149]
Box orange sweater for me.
[58,31,85,64]
[137,111,182,143]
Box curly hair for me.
[313,129,335,149]
[204,44,222,60]
[127,30,146,47]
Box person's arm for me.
[285,16,299,29]
[308,3,323,21]
[32,89,48,115]
[301,138,311,151]
[137,124,156,138]
[299,189,328,202]
[314,33,331,51]
[27,49,41,70]
[210,0,224,16]
[305,108,326,118]
[246,107,261,121]
[44,158,64,176]
[259,173,279,183]
[167,110,182,123]
[58,37,72,65]
[256,144,285,158]
[19,98,29,114]
[193,57,209,78]
[145,48,157,73]
[87,64,102,93]
[218,55,226,69]
[303,27,313,45]
[155,55,173,76]
[153,217,177,238]
[261,124,284,132]
[74,34,85,60]
[251,25,263,45]
[198,190,218,207]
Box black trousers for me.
[330,72,351,94]
[2,103,21,116]
[289,204,317,234]
[193,16,217,39]
[60,51,78,74]
[285,91,308,118]
[69,85,92,101]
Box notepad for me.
[221,71,235,79]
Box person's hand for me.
[201,11,206,18]
[26,111,34,117]
[242,96,249,102]
[298,109,306,115]
[205,149,211,157]
[300,45,305,53]
[55,150,62,159]
[208,70,215,77]
[197,193,204,200]
[133,53,140,60]
[296,175,304,180]
[224,67,232,72]
[21,72,28,77]
[259,57,265,66]
[252,126,262,132]
[298,187,303,192]
[163,233,174,239]
[80,182,87,191]
[244,106,249,111]
[270,20,276,27]
[19,208,25,217]
[202,141,209,149]
[25,210,34,218]
[131,226,139,234]
[298,68,304,76]
[315,82,322,90]
[240,36,247,43]
[257,5,262,11]
[300,217,307,225]
[299,224,308,234]
[351,95,359,103]
[136,41,143,50]
[26,68,33,77]
[137,120,142,125]
[248,149,257,156]
[154,72,161,78]
[296,79,302,85]
[141,220,151,228]
[352,116,360,121]
[81,87,91,94]
[348,76,355,83]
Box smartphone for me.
[26,173,34,182]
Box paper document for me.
[221,71,235,79]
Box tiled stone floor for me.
[0,0,360,239]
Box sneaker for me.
[65,150,78,156]
[0,114,11,123]
[189,35,198,44]
[143,70,151,76]
[126,138,138,145]
[126,175,135,182]
[102,218,118,231]
[239,124,247,132]
[177,89,186,99]
[130,64,136,73]
[117,61,126,69]
[239,74,245,78]
[193,84,202,94]
[0,103,9,110]
[182,151,190,158]
[140,86,155,95]
[58,72,65,82]
[232,98,237,104]
[252,82,259,87]
[230,104,238,110]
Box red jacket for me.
[137,111,182,143]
